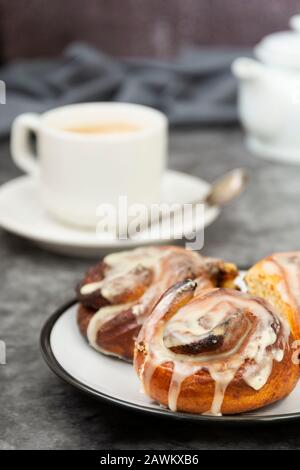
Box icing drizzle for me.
[80,247,211,302]
[82,247,224,351]
[137,285,289,416]
[265,252,300,312]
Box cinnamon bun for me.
[134,281,299,415]
[76,246,238,361]
[246,252,300,339]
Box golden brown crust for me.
[77,303,139,360]
[77,304,95,336]
[96,309,140,361]
[134,342,299,414]
[245,253,300,339]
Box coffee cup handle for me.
[11,113,40,176]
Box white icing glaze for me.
[80,247,164,299]
[242,356,273,390]
[164,300,233,349]
[80,280,103,295]
[81,247,219,340]
[168,362,199,412]
[269,252,300,312]
[138,286,289,416]
[203,368,236,416]
[80,247,218,303]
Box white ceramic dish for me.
[41,272,300,423]
[11,103,167,227]
[0,171,219,257]
[232,15,300,164]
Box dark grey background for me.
[1,128,300,449]
[0,44,246,138]
[0,0,299,61]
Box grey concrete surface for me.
[1,128,300,449]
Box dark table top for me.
[1,128,300,450]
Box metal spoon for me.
[204,167,249,207]
[129,168,249,238]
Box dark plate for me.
[40,299,300,424]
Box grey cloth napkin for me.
[0,43,249,138]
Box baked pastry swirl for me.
[76,246,238,361]
[246,252,300,339]
[134,280,299,415]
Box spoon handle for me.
[131,168,249,238]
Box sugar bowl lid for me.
[255,15,300,69]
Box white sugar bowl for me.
[232,15,300,163]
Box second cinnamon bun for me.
[76,246,238,360]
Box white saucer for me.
[0,171,219,257]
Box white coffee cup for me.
[11,102,167,227]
